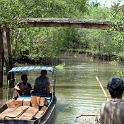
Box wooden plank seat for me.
[31,96,39,109]
[37,97,46,106]
[33,110,44,119]
[0,96,50,120]
[0,106,39,120]
[0,107,17,120]
[40,106,48,111]
[23,99,31,106]
[5,106,29,118]
[34,106,48,119]
[6,99,24,108]
[18,107,38,120]
[31,96,47,109]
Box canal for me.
[1,54,122,124]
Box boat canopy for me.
[7,66,56,74]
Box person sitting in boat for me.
[100,76,124,124]
[34,70,50,96]
[14,74,32,97]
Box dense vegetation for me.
[0,0,124,66]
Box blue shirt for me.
[34,76,50,93]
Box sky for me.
[89,0,124,7]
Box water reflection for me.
[2,56,122,124]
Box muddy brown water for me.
[1,55,122,124]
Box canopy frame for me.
[7,66,56,96]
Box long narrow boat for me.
[74,113,100,124]
[0,66,57,124]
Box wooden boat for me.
[0,66,57,124]
[74,113,100,124]
[73,76,109,124]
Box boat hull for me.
[0,95,57,124]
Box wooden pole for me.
[3,28,14,88]
[6,28,13,70]
[0,29,4,87]
[6,28,14,88]
[96,76,109,101]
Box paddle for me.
[96,76,109,101]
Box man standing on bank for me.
[100,76,124,124]
[34,70,50,96]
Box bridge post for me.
[6,28,14,88]
[3,28,14,88]
[0,29,4,87]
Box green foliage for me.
[6,0,88,60]
[11,27,40,59]
[108,2,124,78]
[1,0,124,65]
[27,27,62,59]
[113,69,124,79]
[0,0,26,28]
[108,2,124,60]
[60,28,82,49]
[85,7,110,20]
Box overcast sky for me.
[89,0,124,7]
